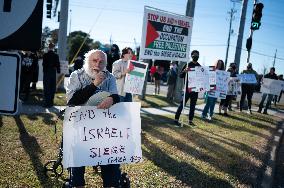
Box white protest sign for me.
[60,60,69,75]
[0,52,21,115]
[63,102,142,168]
[124,60,148,95]
[237,74,257,84]
[261,78,283,95]
[188,66,210,92]
[140,6,193,61]
[208,70,230,99]
[227,77,241,95]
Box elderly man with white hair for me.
[66,49,122,187]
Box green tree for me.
[67,31,93,63]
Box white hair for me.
[83,49,107,79]
[83,49,107,66]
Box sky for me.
[43,0,284,75]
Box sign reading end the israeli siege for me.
[63,103,142,168]
[140,6,193,61]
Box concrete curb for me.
[261,121,284,188]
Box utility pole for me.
[174,0,196,102]
[225,8,236,70]
[234,0,248,72]
[272,49,277,67]
[57,0,69,89]
[58,0,68,61]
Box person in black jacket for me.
[257,67,278,114]
[42,43,60,107]
[174,50,200,126]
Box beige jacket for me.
[112,59,128,96]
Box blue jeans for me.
[120,93,132,102]
[202,96,217,117]
[258,93,274,112]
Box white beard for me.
[84,63,98,79]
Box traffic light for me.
[246,37,252,51]
[46,0,52,19]
[251,3,264,30]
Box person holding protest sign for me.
[239,63,258,114]
[174,50,201,126]
[112,47,134,102]
[257,67,278,114]
[219,62,238,116]
[66,49,123,187]
[201,59,225,120]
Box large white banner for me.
[124,60,148,95]
[208,70,230,99]
[63,103,142,168]
[188,66,210,92]
[261,78,283,95]
[237,74,257,84]
[140,6,193,61]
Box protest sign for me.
[237,74,257,84]
[63,102,142,168]
[261,78,283,95]
[140,6,193,61]
[124,60,148,95]
[188,66,210,92]
[60,60,69,75]
[208,70,230,99]
[227,77,241,95]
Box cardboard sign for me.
[124,60,148,95]
[227,77,241,95]
[188,66,210,92]
[140,6,193,61]
[237,74,257,84]
[60,60,69,75]
[261,78,283,95]
[208,70,230,99]
[63,103,142,168]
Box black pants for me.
[240,85,254,110]
[175,92,198,121]
[43,71,56,106]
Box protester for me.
[239,63,258,114]
[30,51,39,90]
[166,62,178,102]
[65,49,122,187]
[112,47,134,102]
[219,62,238,116]
[153,66,163,95]
[150,65,157,84]
[73,55,84,71]
[257,67,278,114]
[19,51,33,101]
[277,74,283,103]
[174,50,201,126]
[42,43,60,108]
[201,59,225,120]
[107,44,120,72]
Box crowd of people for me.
[18,45,283,187]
